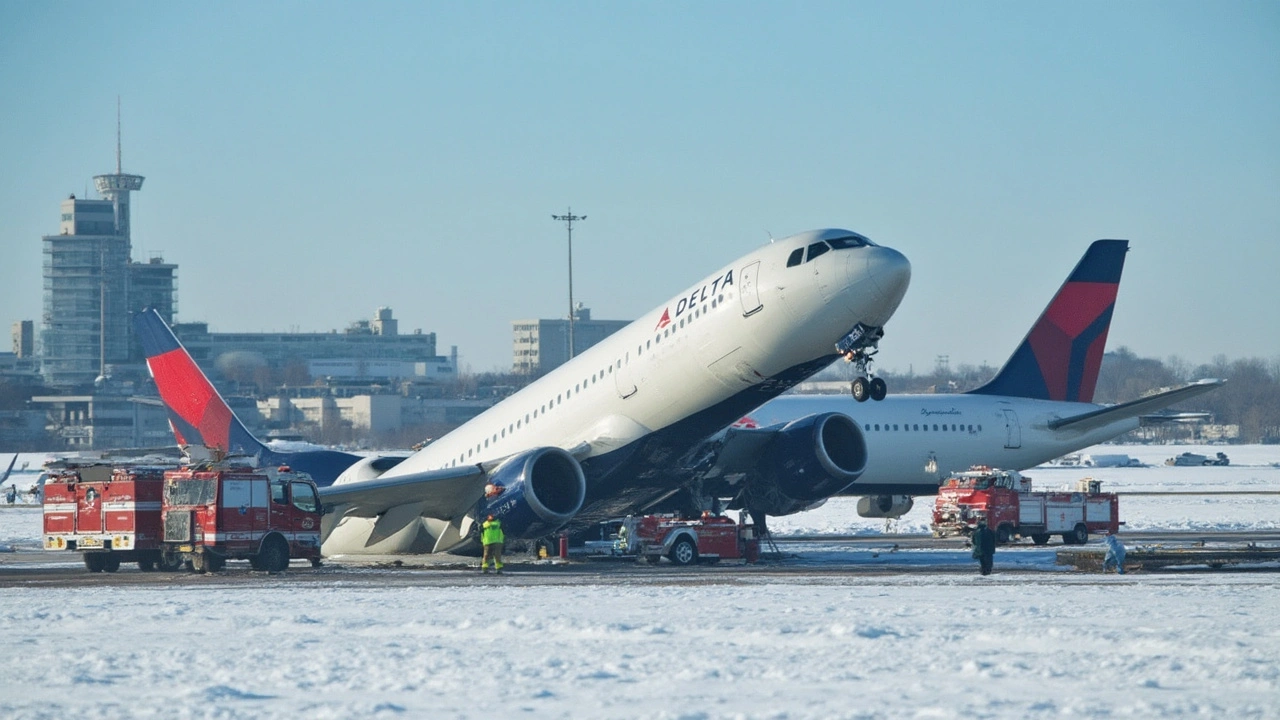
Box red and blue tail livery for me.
[969,239,1128,403]
[133,309,379,485]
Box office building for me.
[512,305,629,374]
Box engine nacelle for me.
[477,447,586,539]
[856,494,915,519]
[741,412,868,516]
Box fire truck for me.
[617,513,760,565]
[161,466,324,572]
[931,467,1120,546]
[44,464,324,573]
[43,465,177,572]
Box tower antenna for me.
[116,96,122,174]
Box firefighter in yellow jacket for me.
[480,514,505,574]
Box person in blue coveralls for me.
[1103,532,1127,574]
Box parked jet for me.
[136,228,911,554]
[735,239,1224,519]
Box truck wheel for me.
[206,554,226,572]
[1070,524,1089,545]
[102,556,121,573]
[1031,534,1050,546]
[137,557,156,572]
[668,537,698,566]
[996,524,1013,544]
[256,537,290,573]
[83,554,106,573]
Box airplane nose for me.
[866,246,911,305]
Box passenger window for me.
[271,482,287,505]
[291,482,318,513]
[786,248,803,267]
[806,242,830,262]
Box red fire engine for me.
[44,464,324,573]
[619,513,760,565]
[931,466,1120,545]
[161,466,324,572]
[43,465,177,572]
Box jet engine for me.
[477,447,586,538]
[856,494,915,519]
[739,412,867,516]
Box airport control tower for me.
[41,108,160,389]
[93,112,145,249]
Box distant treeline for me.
[812,347,1280,443]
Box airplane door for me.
[615,353,637,399]
[739,261,762,317]
[1002,408,1022,449]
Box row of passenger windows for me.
[446,289,732,467]
[866,423,982,433]
[785,234,871,268]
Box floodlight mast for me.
[551,209,586,359]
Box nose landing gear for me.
[837,323,888,403]
[850,374,887,402]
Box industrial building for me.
[512,305,629,374]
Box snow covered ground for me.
[1,444,1278,719]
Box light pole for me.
[552,208,586,359]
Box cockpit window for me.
[827,234,872,249]
[786,248,803,267]
[806,242,830,262]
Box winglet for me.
[134,308,268,459]
[969,240,1129,402]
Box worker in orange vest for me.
[480,514,505,574]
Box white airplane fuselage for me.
[743,393,1139,496]
[323,230,911,553]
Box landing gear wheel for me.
[1031,534,1051,546]
[869,377,887,401]
[668,537,698,566]
[851,377,870,403]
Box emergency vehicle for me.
[42,465,176,572]
[931,466,1120,546]
[616,513,760,565]
[161,466,324,572]
[44,464,324,573]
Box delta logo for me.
[654,269,736,332]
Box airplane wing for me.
[0,454,17,484]
[318,465,486,521]
[1047,379,1225,432]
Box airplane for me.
[735,239,1225,519]
[135,228,911,554]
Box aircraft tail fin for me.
[968,239,1129,402]
[134,308,270,460]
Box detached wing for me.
[1047,379,1225,432]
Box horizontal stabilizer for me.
[1047,379,1225,432]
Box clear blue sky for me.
[2,2,1277,374]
